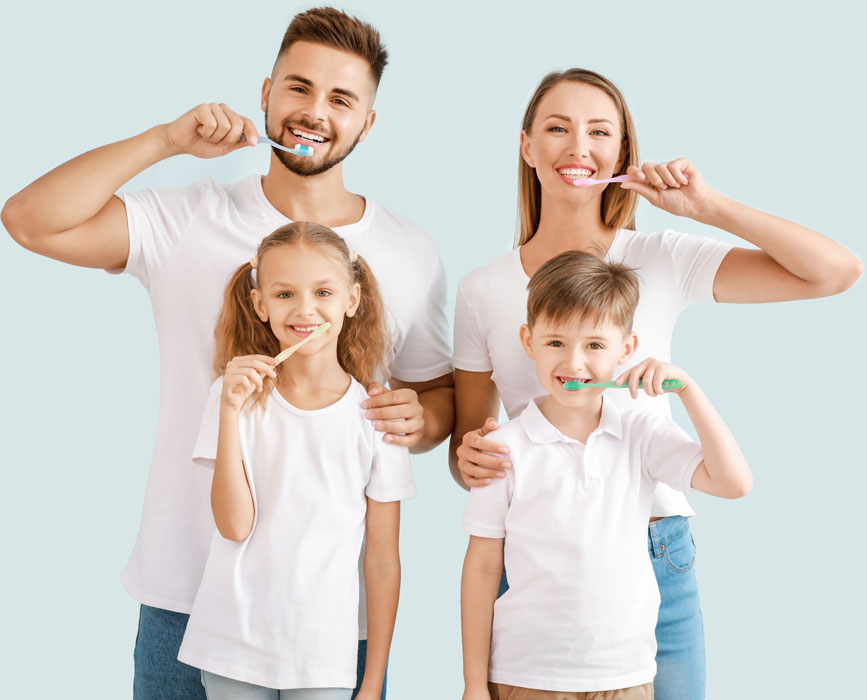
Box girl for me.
[451,69,861,699]
[178,222,415,700]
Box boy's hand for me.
[463,684,493,700]
[363,382,424,447]
[353,690,380,700]
[457,418,511,488]
[164,103,259,159]
[221,355,278,412]
[614,358,690,399]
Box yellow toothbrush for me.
[273,322,331,365]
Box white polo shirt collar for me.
[519,394,623,444]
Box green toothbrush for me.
[562,379,683,391]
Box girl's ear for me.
[520,130,536,169]
[617,331,638,366]
[251,288,269,322]
[345,282,361,318]
[519,323,535,359]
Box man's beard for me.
[265,114,363,177]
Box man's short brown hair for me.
[527,251,639,335]
[278,7,388,86]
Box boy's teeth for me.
[290,128,326,142]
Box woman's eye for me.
[548,126,566,133]
[590,129,609,136]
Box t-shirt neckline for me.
[512,228,625,282]
[268,376,358,416]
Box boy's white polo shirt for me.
[462,395,703,692]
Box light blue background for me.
[1,1,865,697]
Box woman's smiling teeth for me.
[558,168,594,178]
[289,128,328,143]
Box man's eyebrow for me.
[282,74,359,103]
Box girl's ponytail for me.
[338,253,390,387]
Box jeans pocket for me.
[663,530,696,573]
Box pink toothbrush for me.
[572,173,689,187]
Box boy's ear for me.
[345,282,361,318]
[251,288,269,322]
[519,323,535,359]
[617,331,638,365]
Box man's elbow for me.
[723,473,753,499]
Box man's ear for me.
[357,109,376,144]
[260,77,271,114]
[617,331,638,365]
[520,130,536,169]
[345,282,361,317]
[251,288,268,322]
[519,323,535,360]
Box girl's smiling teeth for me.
[288,323,322,338]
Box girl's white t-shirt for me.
[453,229,731,518]
[178,377,415,690]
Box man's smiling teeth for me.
[558,168,594,178]
[290,128,327,142]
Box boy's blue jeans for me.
[133,605,386,700]
[497,515,705,700]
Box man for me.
[2,7,454,699]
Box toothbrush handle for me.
[638,379,682,391]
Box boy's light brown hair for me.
[527,251,639,335]
[278,7,388,86]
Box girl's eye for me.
[277,291,293,299]
[316,290,332,297]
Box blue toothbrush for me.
[257,135,314,157]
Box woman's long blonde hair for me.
[516,69,640,247]
[213,222,390,402]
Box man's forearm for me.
[413,386,455,454]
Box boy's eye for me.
[547,340,564,347]
[588,342,603,350]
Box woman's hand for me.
[221,355,277,411]
[614,357,691,400]
[456,418,511,488]
[620,158,718,222]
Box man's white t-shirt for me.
[178,378,415,689]
[118,175,452,614]
[462,396,703,692]
[453,229,731,517]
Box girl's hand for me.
[456,418,511,488]
[353,690,381,700]
[221,354,278,411]
[614,358,691,400]
[620,158,718,221]
[463,685,493,700]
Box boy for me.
[460,251,752,700]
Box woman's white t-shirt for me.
[453,229,731,517]
[177,377,416,690]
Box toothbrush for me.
[571,173,688,187]
[273,322,331,365]
[257,135,315,157]
[240,132,315,157]
[562,379,683,391]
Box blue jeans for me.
[497,516,705,700]
[133,606,385,700]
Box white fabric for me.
[117,175,451,614]
[179,378,415,689]
[453,229,731,517]
[462,396,703,692]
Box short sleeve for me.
[365,435,415,503]
[453,276,493,372]
[639,413,704,494]
[663,230,733,306]
[192,378,223,469]
[388,254,453,383]
[461,451,513,539]
[117,181,210,289]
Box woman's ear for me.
[520,130,536,169]
[251,288,269,322]
[345,282,361,318]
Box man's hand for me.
[456,418,511,488]
[164,103,260,159]
[362,382,425,448]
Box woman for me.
[450,68,861,700]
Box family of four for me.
[3,7,860,700]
